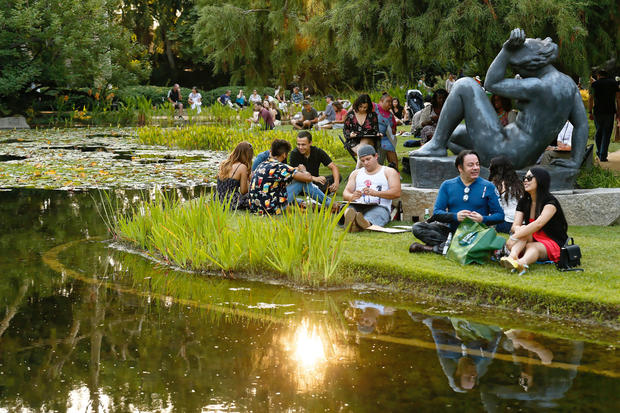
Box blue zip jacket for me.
[433,176,504,232]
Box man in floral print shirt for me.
[249,139,312,215]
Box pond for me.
[1,188,618,412]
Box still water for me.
[0,189,618,412]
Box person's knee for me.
[452,77,478,92]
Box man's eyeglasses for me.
[523,174,534,182]
[463,186,470,202]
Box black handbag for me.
[556,237,584,272]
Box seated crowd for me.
[213,78,573,273]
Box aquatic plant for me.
[111,193,348,286]
[136,125,348,158]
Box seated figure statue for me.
[412,28,588,171]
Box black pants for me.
[412,221,451,252]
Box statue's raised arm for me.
[413,28,588,171]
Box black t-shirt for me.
[591,77,619,115]
[516,195,568,248]
[288,146,332,177]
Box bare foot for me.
[411,142,447,157]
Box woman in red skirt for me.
[500,167,568,274]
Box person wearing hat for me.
[342,144,401,231]
[317,95,336,129]
[292,100,319,130]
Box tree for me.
[0,0,149,114]
[192,0,618,90]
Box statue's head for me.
[509,37,558,75]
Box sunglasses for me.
[523,175,534,182]
[463,186,470,202]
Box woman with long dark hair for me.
[501,167,568,274]
[216,141,254,209]
[489,156,524,233]
[343,94,379,166]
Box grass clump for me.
[112,193,348,287]
[577,164,620,188]
[136,125,348,159]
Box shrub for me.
[115,85,193,107]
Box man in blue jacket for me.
[410,150,504,254]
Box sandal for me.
[499,256,520,271]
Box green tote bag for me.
[446,218,506,265]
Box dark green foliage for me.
[193,0,619,90]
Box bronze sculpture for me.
[413,28,588,171]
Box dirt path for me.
[600,149,620,172]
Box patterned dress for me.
[249,159,296,215]
[343,110,379,148]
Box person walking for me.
[589,70,620,162]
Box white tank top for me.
[355,166,391,211]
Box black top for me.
[591,77,619,115]
[516,195,568,248]
[288,146,332,177]
[168,89,181,103]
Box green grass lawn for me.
[337,225,619,320]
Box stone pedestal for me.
[408,154,579,191]
[401,185,620,226]
[0,116,30,130]
[408,154,491,188]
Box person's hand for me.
[361,187,375,196]
[297,164,307,172]
[467,211,483,223]
[328,181,339,193]
[314,175,327,185]
[513,225,528,239]
[350,132,357,137]
[503,28,525,50]
[457,210,471,222]
[351,190,362,201]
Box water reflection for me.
[0,188,618,412]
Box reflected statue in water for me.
[413,28,588,171]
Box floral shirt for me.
[249,159,296,215]
[343,110,379,143]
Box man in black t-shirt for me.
[286,131,340,204]
[589,70,620,162]
[167,84,184,119]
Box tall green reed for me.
[111,193,349,286]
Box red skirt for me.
[529,219,561,262]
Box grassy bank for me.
[110,193,620,322]
[338,225,619,321]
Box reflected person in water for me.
[420,315,503,392]
[480,330,584,412]
[413,28,588,170]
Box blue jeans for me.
[594,113,614,161]
[351,204,391,227]
[286,181,331,204]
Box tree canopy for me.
[0,0,617,113]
